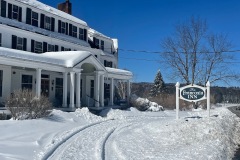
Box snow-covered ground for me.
[0,106,240,160]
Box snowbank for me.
[130,94,164,111]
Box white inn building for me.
[0,0,132,110]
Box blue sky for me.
[40,0,240,85]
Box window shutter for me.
[61,47,64,51]
[84,29,87,41]
[31,39,35,52]
[51,17,55,31]
[26,8,32,25]
[8,3,12,19]
[23,38,27,51]
[69,24,72,36]
[1,0,6,17]
[43,42,47,52]
[110,62,113,68]
[18,7,22,22]
[11,35,17,49]
[93,37,96,45]
[58,20,61,33]
[55,45,58,51]
[104,60,106,67]
[40,14,45,29]
[66,22,68,35]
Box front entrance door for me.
[41,74,49,97]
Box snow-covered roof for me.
[15,0,87,26]
[89,28,111,40]
[0,47,91,68]
[106,67,133,76]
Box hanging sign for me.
[180,84,206,102]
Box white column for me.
[94,71,100,107]
[176,82,180,120]
[63,72,68,107]
[127,80,131,102]
[76,72,81,108]
[69,72,75,108]
[206,81,211,118]
[110,78,114,106]
[100,74,104,107]
[36,68,41,98]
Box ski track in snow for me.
[42,115,166,160]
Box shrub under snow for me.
[6,89,52,120]
[130,94,164,111]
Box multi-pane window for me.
[48,44,55,52]
[94,38,99,49]
[90,80,94,98]
[0,70,2,97]
[32,11,38,27]
[55,78,63,104]
[21,75,32,90]
[45,16,51,30]
[72,26,77,38]
[35,41,42,53]
[104,60,113,68]
[61,22,66,34]
[0,33,2,46]
[101,40,104,50]
[16,37,23,50]
[64,48,71,51]
[12,5,19,20]
[79,28,84,40]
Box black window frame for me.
[101,40,104,50]
[21,74,33,90]
[48,44,55,52]
[31,11,38,27]
[90,80,94,98]
[34,41,43,53]
[16,37,23,50]
[72,25,77,38]
[61,22,66,34]
[79,28,84,40]
[44,16,51,30]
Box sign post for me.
[176,82,180,120]
[176,82,211,119]
[206,81,210,118]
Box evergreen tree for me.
[150,69,165,97]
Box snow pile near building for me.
[74,107,104,123]
[130,94,164,111]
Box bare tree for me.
[161,16,239,85]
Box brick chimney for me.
[57,0,72,15]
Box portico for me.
[0,48,133,110]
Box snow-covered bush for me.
[6,89,52,120]
[130,94,164,111]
